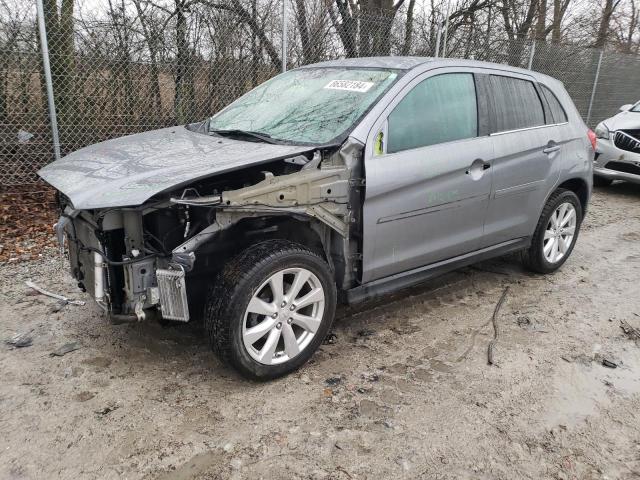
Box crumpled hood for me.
[38,126,314,209]
[603,110,640,131]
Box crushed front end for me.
[54,139,363,323]
[58,199,191,322]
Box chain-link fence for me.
[2,0,640,192]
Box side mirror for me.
[619,104,633,112]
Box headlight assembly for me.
[594,122,610,140]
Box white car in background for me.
[594,101,640,186]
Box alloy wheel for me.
[543,202,577,264]
[242,267,325,365]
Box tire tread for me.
[522,188,582,273]
[204,239,334,379]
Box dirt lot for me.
[1,184,640,480]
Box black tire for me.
[204,239,337,380]
[522,189,583,274]
[593,175,613,187]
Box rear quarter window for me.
[539,84,568,124]
[488,75,545,132]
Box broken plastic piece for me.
[25,280,85,306]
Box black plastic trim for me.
[344,237,530,304]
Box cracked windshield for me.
[209,68,399,144]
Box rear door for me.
[481,73,563,246]
[362,69,494,283]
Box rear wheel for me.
[522,189,582,274]
[593,175,613,187]
[205,239,336,380]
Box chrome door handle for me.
[543,145,560,154]
[465,165,491,174]
[465,159,490,178]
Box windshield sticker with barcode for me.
[324,80,374,92]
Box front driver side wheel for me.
[522,189,583,274]
[205,239,337,380]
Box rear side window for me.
[387,73,478,153]
[540,84,568,124]
[488,75,545,132]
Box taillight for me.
[587,129,597,150]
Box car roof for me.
[299,56,560,85]
[299,56,435,70]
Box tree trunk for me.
[535,0,547,40]
[594,0,619,48]
[401,0,416,55]
[225,0,282,70]
[295,0,314,63]
[551,0,562,42]
[623,0,638,53]
[360,0,396,56]
[132,0,163,119]
[330,0,358,58]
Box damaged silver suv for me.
[40,58,594,379]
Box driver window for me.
[386,73,478,154]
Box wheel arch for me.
[194,215,343,283]
[530,177,589,241]
[556,177,590,216]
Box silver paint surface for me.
[38,126,313,209]
[359,62,591,282]
[594,107,640,184]
[38,57,593,289]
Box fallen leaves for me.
[0,184,58,263]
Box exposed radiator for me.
[156,268,190,322]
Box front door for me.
[362,71,494,283]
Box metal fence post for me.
[586,50,604,126]
[527,40,536,70]
[442,0,451,57]
[281,0,288,72]
[36,0,61,161]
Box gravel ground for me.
[1,184,640,480]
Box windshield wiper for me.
[209,128,277,144]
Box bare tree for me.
[132,0,164,117]
[611,0,639,52]
[501,0,539,40]
[206,0,282,70]
[550,0,571,42]
[535,0,547,40]
[402,0,416,54]
[594,0,624,47]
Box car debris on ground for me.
[49,341,81,357]
[5,331,33,348]
[1,187,639,479]
[620,318,640,343]
[25,280,85,306]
